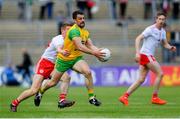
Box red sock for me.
[12,99,19,106]
[153,93,158,98]
[59,93,66,102]
[124,92,129,98]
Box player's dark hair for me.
[72,10,84,19]
[156,11,167,18]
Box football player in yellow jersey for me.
[39,10,105,107]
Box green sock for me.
[88,89,94,98]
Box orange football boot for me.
[119,96,129,106]
[151,97,167,105]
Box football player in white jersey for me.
[10,22,75,112]
[119,12,176,106]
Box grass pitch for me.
[0,86,180,118]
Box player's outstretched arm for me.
[73,37,105,58]
[86,39,99,51]
[162,39,176,52]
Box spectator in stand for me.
[46,0,54,19]
[76,0,95,20]
[86,0,95,20]
[172,0,180,19]
[161,0,170,15]
[17,0,25,20]
[116,0,128,26]
[118,0,128,20]
[16,48,33,84]
[109,0,117,20]
[1,61,22,86]
[76,0,87,13]
[39,0,48,20]
[144,0,152,19]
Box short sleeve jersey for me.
[42,35,64,62]
[57,24,90,61]
[140,24,166,56]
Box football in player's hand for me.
[98,48,111,62]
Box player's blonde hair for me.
[61,21,74,31]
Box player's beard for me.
[79,22,85,28]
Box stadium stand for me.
[0,0,180,66]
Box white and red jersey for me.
[140,24,166,56]
[35,35,64,78]
[41,35,64,63]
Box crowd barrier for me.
[0,65,179,87]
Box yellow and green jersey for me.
[57,24,90,61]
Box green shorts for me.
[55,56,83,72]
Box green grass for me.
[0,86,180,118]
